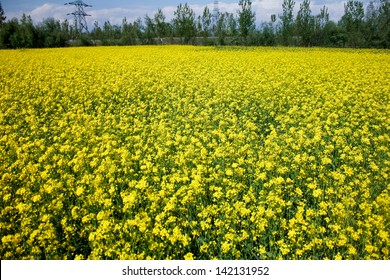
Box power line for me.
[65,0,92,33]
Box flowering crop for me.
[0,46,389,260]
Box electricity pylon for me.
[65,1,92,33]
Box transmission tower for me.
[65,0,92,33]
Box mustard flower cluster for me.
[0,46,389,260]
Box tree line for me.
[0,0,389,49]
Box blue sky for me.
[2,1,373,27]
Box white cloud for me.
[252,0,282,23]
[160,6,177,21]
[88,7,147,25]
[30,3,68,22]
[312,1,347,21]
[213,1,240,14]
[251,0,348,22]
[163,2,238,21]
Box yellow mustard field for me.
[0,46,389,260]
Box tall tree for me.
[215,12,229,45]
[313,5,330,46]
[317,5,329,29]
[39,17,67,48]
[154,9,169,39]
[17,14,37,48]
[280,0,296,46]
[144,15,156,44]
[133,18,144,42]
[0,18,17,48]
[91,20,102,42]
[378,0,390,47]
[120,18,135,45]
[296,0,313,46]
[238,0,256,43]
[227,13,238,37]
[0,1,6,27]
[173,3,196,44]
[340,1,365,47]
[365,1,380,46]
[61,19,71,41]
[200,6,212,38]
[103,20,113,42]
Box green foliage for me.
[238,0,256,42]
[199,6,212,38]
[378,0,390,47]
[173,3,196,44]
[312,6,330,46]
[0,1,6,27]
[0,0,389,49]
[144,15,156,44]
[154,9,170,39]
[280,0,296,46]
[296,0,313,46]
[40,18,68,48]
[340,1,365,47]
[120,20,142,45]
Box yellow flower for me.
[313,189,323,198]
[295,187,303,196]
[308,182,317,190]
[321,157,332,165]
[75,186,84,196]
[221,241,231,254]
[184,252,194,260]
[1,46,389,260]
[200,244,209,253]
[337,234,348,247]
[348,246,357,256]
[75,254,84,260]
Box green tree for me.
[103,20,112,43]
[144,15,156,44]
[121,17,144,45]
[378,0,390,47]
[101,20,121,43]
[91,20,102,42]
[133,18,144,42]
[318,5,329,30]
[227,13,238,37]
[18,14,37,48]
[0,14,44,48]
[0,1,6,27]
[173,3,196,44]
[154,9,169,40]
[0,18,16,48]
[61,19,71,42]
[38,17,67,48]
[364,1,381,47]
[313,6,330,46]
[340,1,365,47]
[280,0,295,46]
[215,12,228,45]
[120,18,135,45]
[296,0,313,46]
[200,6,212,38]
[261,22,276,46]
[112,24,122,40]
[238,0,256,43]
